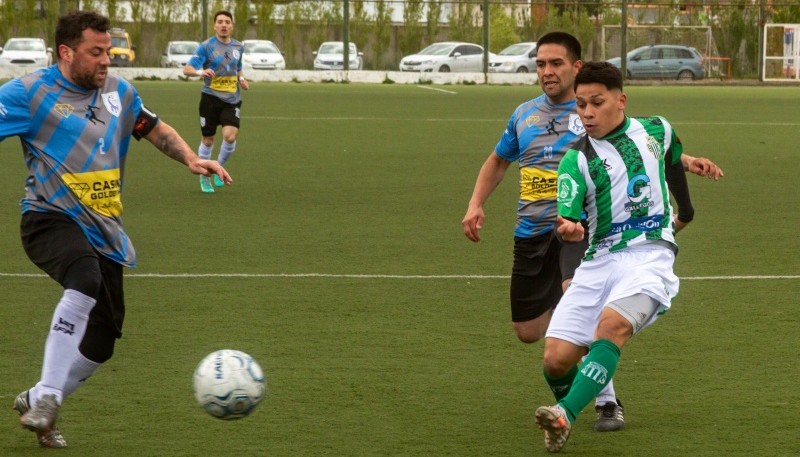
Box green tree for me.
[488,4,520,53]
[400,0,424,56]
[371,0,393,70]
[349,0,370,61]
[234,0,250,38]
[710,1,759,77]
[425,0,443,44]
[447,2,480,44]
[281,1,300,68]
[254,0,278,41]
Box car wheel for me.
[677,70,694,80]
[516,66,528,73]
[439,65,450,72]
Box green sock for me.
[559,339,620,423]
[543,365,578,402]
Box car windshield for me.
[319,43,356,54]
[498,44,533,56]
[169,43,197,55]
[245,42,280,54]
[111,36,129,49]
[6,40,44,52]
[417,43,455,56]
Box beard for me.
[70,65,107,90]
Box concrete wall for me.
[0,67,539,86]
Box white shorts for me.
[545,245,679,348]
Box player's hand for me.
[556,216,584,242]
[192,159,232,186]
[686,156,724,180]
[239,78,249,91]
[462,207,485,242]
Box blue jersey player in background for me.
[0,11,231,448]
[184,10,249,193]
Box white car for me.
[399,42,485,73]
[242,40,286,70]
[313,41,362,70]
[489,42,537,74]
[0,38,52,68]
[161,40,200,68]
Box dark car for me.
[607,44,705,80]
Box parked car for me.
[313,41,362,70]
[606,44,705,80]
[242,40,285,70]
[109,28,135,67]
[0,38,52,68]
[161,40,200,68]
[399,42,485,72]
[489,42,537,74]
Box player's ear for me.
[618,92,627,110]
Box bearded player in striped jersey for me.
[534,61,696,452]
[1,11,230,448]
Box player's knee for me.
[513,322,545,344]
[222,133,237,144]
[62,256,102,298]
[542,346,574,378]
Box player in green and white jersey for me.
[533,61,695,453]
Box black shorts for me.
[509,232,588,322]
[199,92,242,137]
[20,211,125,338]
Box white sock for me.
[596,379,617,406]
[32,289,96,405]
[198,142,213,160]
[217,140,236,166]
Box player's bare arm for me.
[462,153,512,242]
[681,154,724,181]
[145,121,232,185]
[556,216,584,242]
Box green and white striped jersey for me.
[557,116,683,260]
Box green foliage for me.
[771,4,800,23]
[349,0,371,66]
[447,2,480,44]
[710,1,759,77]
[488,4,519,53]
[425,0,443,43]
[530,7,594,58]
[399,0,424,57]
[370,0,393,70]
[253,0,278,41]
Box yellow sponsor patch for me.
[209,76,238,93]
[520,167,557,201]
[62,169,123,217]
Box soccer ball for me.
[193,349,266,420]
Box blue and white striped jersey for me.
[0,65,148,267]
[495,94,585,238]
[187,37,244,104]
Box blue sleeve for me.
[187,43,207,70]
[494,110,520,162]
[0,79,33,140]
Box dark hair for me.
[575,61,624,92]
[536,31,582,63]
[214,10,233,22]
[55,11,110,55]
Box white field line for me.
[415,85,459,94]
[164,113,800,126]
[0,272,798,280]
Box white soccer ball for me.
[193,349,266,420]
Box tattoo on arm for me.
[152,126,190,164]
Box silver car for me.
[313,42,362,70]
[161,41,200,68]
[0,38,52,68]
[399,42,485,73]
[489,42,537,74]
[607,44,705,80]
